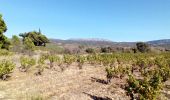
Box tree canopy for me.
[19,30,49,46]
[0,14,10,50]
[136,42,149,53]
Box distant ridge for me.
[147,39,170,45]
[67,38,112,42]
[50,38,170,49]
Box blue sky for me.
[0,0,170,42]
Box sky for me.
[0,0,170,42]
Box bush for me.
[48,55,60,68]
[0,60,15,80]
[35,55,47,75]
[136,42,150,53]
[105,66,114,84]
[85,48,95,54]
[11,35,21,52]
[63,54,76,67]
[77,55,86,69]
[19,56,36,72]
[23,37,35,51]
[101,47,112,53]
[0,49,13,56]
[125,73,163,100]
[31,95,44,100]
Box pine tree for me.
[0,14,10,50]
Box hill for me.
[50,38,170,49]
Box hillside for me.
[50,38,170,49]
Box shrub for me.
[35,55,47,75]
[101,47,112,53]
[31,95,44,100]
[85,48,95,54]
[0,49,13,56]
[23,37,35,51]
[11,35,21,52]
[48,55,56,68]
[77,55,86,69]
[19,56,36,72]
[105,66,114,84]
[63,54,76,67]
[136,42,150,53]
[0,60,15,80]
[125,73,163,100]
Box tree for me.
[23,37,35,51]
[85,48,95,54]
[0,14,10,50]
[136,42,149,53]
[12,35,20,45]
[101,47,112,53]
[19,30,49,47]
[11,35,21,52]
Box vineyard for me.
[0,51,170,100]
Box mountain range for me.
[50,38,170,49]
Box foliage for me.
[0,49,13,56]
[19,30,49,47]
[105,66,114,83]
[35,55,48,75]
[125,53,170,100]
[11,35,21,52]
[101,47,112,53]
[63,54,76,67]
[20,56,36,72]
[0,60,15,80]
[85,48,95,54]
[0,14,10,50]
[11,35,20,46]
[23,37,35,51]
[31,95,44,100]
[77,55,86,69]
[136,42,149,53]
[125,73,163,100]
[48,55,60,68]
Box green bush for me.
[0,49,13,56]
[101,47,112,53]
[85,48,95,54]
[125,73,163,100]
[77,55,86,69]
[105,66,114,84]
[23,37,35,51]
[19,56,36,72]
[31,95,44,100]
[0,60,15,80]
[136,42,150,53]
[11,35,21,52]
[35,55,47,75]
[63,54,76,67]
[48,55,61,68]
